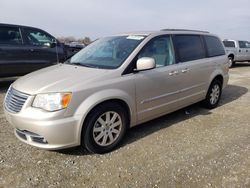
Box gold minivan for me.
[4,29,229,153]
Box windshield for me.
[68,35,145,69]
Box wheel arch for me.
[84,98,131,128]
[212,75,223,85]
[207,71,224,93]
[75,89,136,144]
[228,53,234,60]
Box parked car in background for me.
[4,29,229,153]
[64,42,85,58]
[223,39,250,67]
[0,23,82,77]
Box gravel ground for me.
[0,64,250,188]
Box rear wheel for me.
[203,80,222,109]
[82,102,128,154]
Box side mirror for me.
[43,42,56,48]
[136,57,156,71]
[49,38,57,48]
[50,42,56,48]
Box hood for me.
[12,64,111,95]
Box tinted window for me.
[239,41,250,48]
[0,26,22,44]
[204,36,225,57]
[24,28,54,46]
[223,41,235,48]
[174,35,206,62]
[138,36,175,67]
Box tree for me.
[57,36,92,45]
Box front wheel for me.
[82,102,128,154]
[203,80,222,109]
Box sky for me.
[1,0,250,40]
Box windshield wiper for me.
[69,62,100,68]
[70,62,83,66]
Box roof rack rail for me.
[161,29,209,33]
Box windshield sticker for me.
[126,35,145,40]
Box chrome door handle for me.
[181,68,189,73]
[169,70,178,76]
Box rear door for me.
[238,41,249,61]
[0,25,28,77]
[245,41,250,60]
[172,34,210,103]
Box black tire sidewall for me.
[204,80,222,109]
[82,102,128,154]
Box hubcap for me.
[210,84,220,105]
[93,111,122,146]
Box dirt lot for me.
[0,64,250,188]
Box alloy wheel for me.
[210,84,220,105]
[92,111,122,146]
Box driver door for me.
[134,36,185,123]
[22,27,58,72]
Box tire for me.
[203,80,222,109]
[82,102,128,154]
[228,57,235,68]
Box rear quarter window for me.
[204,36,225,57]
[173,35,206,62]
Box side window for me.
[24,28,54,46]
[204,36,225,57]
[138,36,175,67]
[0,27,22,45]
[173,35,206,62]
[223,41,236,48]
[246,41,250,48]
[239,41,248,48]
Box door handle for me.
[246,50,248,52]
[181,68,189,73]
[169,70,179,76]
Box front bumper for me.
[4,107,83,150]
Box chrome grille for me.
[4,87,29,113]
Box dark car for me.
[0,23,67,77]
[64,42,85,58]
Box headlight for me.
[32,92,72,112]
